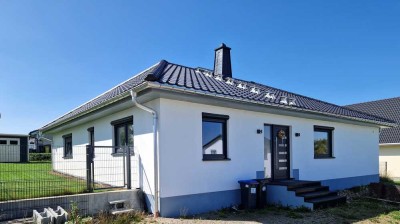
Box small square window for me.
[314,126,334,158]
[9,140,18,145]
[202,113,229,161]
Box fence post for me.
[86,145,94,192]
[126,146,132,189]
[385,161,388,176]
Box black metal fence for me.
[0,144,135,202]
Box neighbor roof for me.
[346,97,400,144]
[40,60,395,131]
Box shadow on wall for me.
[139,154,155,214]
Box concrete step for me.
[306,195,347,209]
[297,190,338,200]
[292,186,329,194]
[286,181,321,190]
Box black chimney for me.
[214,43,232,79]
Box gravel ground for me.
[144,198,400,224]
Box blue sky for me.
[0,0,399,134]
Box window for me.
[314,126,334,158]
[202,113,229,161]
[111,116,133,153]
[10,140,18,145]
[63,134,73,158]
[0,140,6,145]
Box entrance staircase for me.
[267,180,346,209]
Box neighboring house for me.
[346,97,400,180]
[0,133,29,162]
[28,130,52,153]
[38,44,396,217]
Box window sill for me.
[202,158,231,161]
[314,156,335,159]
[63,156,73,159]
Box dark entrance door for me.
[272,125,290,180]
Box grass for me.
[0,162,88,201]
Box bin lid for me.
[254,178,270,183]
[238,180,259,185]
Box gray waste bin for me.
[254,179,269,208]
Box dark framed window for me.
[63,134,73,158]
[202,112,229,161]
[314,126,334,158]
[0,140,7,145]
[9,140,18,145]
[111,116,133,153]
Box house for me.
[28,129,52,153]
[0,133,29,162]
[38,44,396,217]
[346,97,400,180]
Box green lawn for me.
[0,162,87,201]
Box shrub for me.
[29,153,51,162]
[380,175,395,184]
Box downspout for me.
[130,90,160,217]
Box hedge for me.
[29,153,52,162]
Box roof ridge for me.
[145,60,169,81]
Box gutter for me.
[130,90,160,217]
[380,143,400,146]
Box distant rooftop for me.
[346,97,400,144]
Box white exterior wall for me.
[379,145,400,179]
[158,98,380,198]
[51,99,160,196]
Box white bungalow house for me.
[346,97,400,180]
[39,44,396,217]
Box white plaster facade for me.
[48,96,381,215]
[157,98,380,198]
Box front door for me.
[272,125,290,180]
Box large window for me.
[63,134,73,158]
[111,116,133,153]
[314,126,334,158]
[202,113,229,161]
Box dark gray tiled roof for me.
[41,60,395,131]
[346,97,400,144]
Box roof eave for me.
[380,143,400,146]
[40,91,132,133]
[144,82,397,128]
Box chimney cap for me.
[215,43,231,51]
